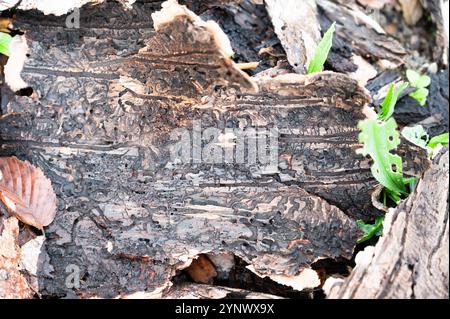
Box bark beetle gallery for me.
[0,0,448,299]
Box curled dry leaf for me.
[0,156,56,229]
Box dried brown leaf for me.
[0,157,56,229]
[185,255,218,284]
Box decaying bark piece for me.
[0,216,34,298]
[184,0,286,75]
[116,282,284,299]
[162,283,284,299]
[421,0,449,65]
[326,150,449,299]
[374,68,450,137]
[0,0,429,297]
[265,0,321,74]
[1,0,134,15]
[399,0,424,25]
[317,0,407,72]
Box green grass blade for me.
[378,82,409,121]
[307,22,336,74]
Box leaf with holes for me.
[0,157,57,229]
[357,118,406,194]
[401,125,430,150]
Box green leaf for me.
[406,69,420,87]
[403,176,418,193]
[401,125,430,149]
[409,88,429,106]
[307,22,336,74]
[357,118,406,194]
[0,32,12,57]
[378,82,409,121]
[356,215,385,243]
[382,187,402,205]
[406,70,431,106]
[406,69,431,88]
[428,133,449,149]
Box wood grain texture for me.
[326,150,449,299]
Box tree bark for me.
[326,150,449,299]
[265,0,321,74]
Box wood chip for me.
[0,216,34,298]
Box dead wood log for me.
[0,0,429,298]
[317,0,407,73]
[4,1,387,221]
[326,150,449,299]
[265,0,321,74]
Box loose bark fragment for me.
[0,156,57,229]
[317,0,407,72]
[395,69,449,136]
[399,0,424,25]
[326,150,449,299]
[246,265,321,291]
[162,283,284,299]
[205,252,235,280]
[1,0,134,15]
[265,0,321,74]
[0,1,429,297]
[191,0,287,75]
[420,0,449,65]
[0,216,34,298]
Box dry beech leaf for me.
[185,255,218,284]
[0,156,56,229]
